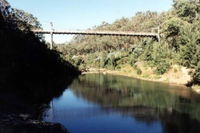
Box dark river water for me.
[43,74,200,133]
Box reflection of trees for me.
[102,106,160,124]
[70,74,200,132]
[160,110,200,133]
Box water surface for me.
[43,74,200,133]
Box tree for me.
[173,0,200,23]
[163,17,191,51]
[11,8,42,30]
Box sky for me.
[8,0,173,43]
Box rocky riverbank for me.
[0,113,68,133]
[0,87,70,133]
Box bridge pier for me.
[50,22,54,49]
[50,31,53,49]
[157,26,160,44]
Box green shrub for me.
[162,17,190,51]
[155,61,171,75]
[142,42,172,74]
[136,68,142,75]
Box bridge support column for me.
[50,31,53,49]
[157,26,161,44]
[50,22,54,49]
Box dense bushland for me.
[58,0,200,85]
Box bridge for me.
[33,30,159,38]
[0,0,160,49]
[33,29,160,49]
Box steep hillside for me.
[58,0,200,88]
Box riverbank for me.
[0,89,68,133]
[0,75,74,133]
[0,112,68,133]
[83,64,200,93]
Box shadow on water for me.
[0,13,80,133]
[45,74,200,133]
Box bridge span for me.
[33,29,160,49]
[33,30,159,38]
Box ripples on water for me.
[43,74,200,133]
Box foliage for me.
[12,8,42,30]
[179,36,200,68]
[173,0,200,23]
[142,42,172,74]
[162,17,190,51]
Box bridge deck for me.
[33,30,159,38]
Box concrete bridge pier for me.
[50,22,54,49]
[50,31,53,49]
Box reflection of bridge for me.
[33,29,160,49]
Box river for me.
[43,74,200,133]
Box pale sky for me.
[8,0,173,43]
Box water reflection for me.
[44,74,200,133]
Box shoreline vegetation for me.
[57,0,200,93]
[82,65,200,93]
[82,68,189,86]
